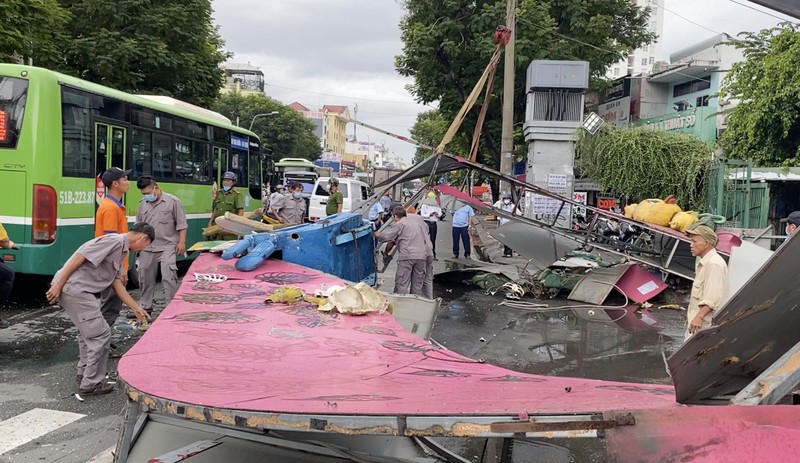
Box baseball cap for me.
[686,225,718,246]
[101,167,131,187]
[780,211,800,226]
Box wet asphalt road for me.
[0,213,689,463]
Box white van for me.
[308,177,371,221]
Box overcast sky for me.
[212,0,796,163]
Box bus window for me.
[176,138,210,183]
[230,149,248,187]
[248,152,262,200]
[93,94,128,122]
[62,88,93,177]
[0,77,28,149]
[153,133,173,180]
[130,129,152,178]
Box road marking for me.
[0,408,86,455]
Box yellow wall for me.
[342,153,369,170]
[324,108,349,155]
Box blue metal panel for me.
[271,213,376,285]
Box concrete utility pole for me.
[499,0,516,194]
[353,103,359,141]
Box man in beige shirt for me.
[685,225,729,340]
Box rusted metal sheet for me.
[667,233,800,403]
[568,265,631,305]
[490,413,635,434]
[605,406,800,462]
[732,340,800,405]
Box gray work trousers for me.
[421,255,434,299]
[138,249,179,310]
[395,259,428,297]
[60,289,111,391]
[99,286,122,328]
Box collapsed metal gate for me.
[707,159,769,228]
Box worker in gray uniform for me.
[273,182,307,225]
[129,176,188,319]
[45,223,155,396]
[374,206,434,297]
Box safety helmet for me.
[502,192,512,199]
[222,171,237,181]
[426,191,436,199]
[329,177,339,186]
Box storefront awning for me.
[648,62,719,84]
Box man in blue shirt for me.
[368,201,385,230]
[451,202,476,259]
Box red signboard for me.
[597,198,618,210]
[0,110,7,142]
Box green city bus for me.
[0,64,265,276]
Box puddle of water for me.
[431,287,686,463]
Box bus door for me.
[212,146,229,202]
[94,123,128,224]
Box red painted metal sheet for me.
[614,265,668,304]
[605,406,800,462]
[119,253,679,416]
[434,184,488,209]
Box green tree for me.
[55,0,227,107]
[719,23,800,167]
[213,92,322,161]
[409,110,458,164]
[396,0,654,172]
[0,0,69,65]
[575,126,712,210]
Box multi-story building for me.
[344,141,372,169]
[597,34,743,145]
[288,103,353,158]
[321,105,350,157]
[289,102,326,149]
[631,33,743,144]
[606,0,664,78]
[221,62,265,94]
[372,142,388,168]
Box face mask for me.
[503,199,511,205]
[293,192,303,199]
[223,186,232,192]
[143,193,157,203]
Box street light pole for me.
[249,111,279,131]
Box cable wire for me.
[266,82,436,107]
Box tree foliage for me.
[396,0,654,170]
[213,92,322,162]
[0,0,69,65]
[575,126,713,210]
[719,23,800,167]
[409,110,466,164]
[53,0,228,107]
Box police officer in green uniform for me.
[209,171,245,240]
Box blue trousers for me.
[452,226,470,258]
